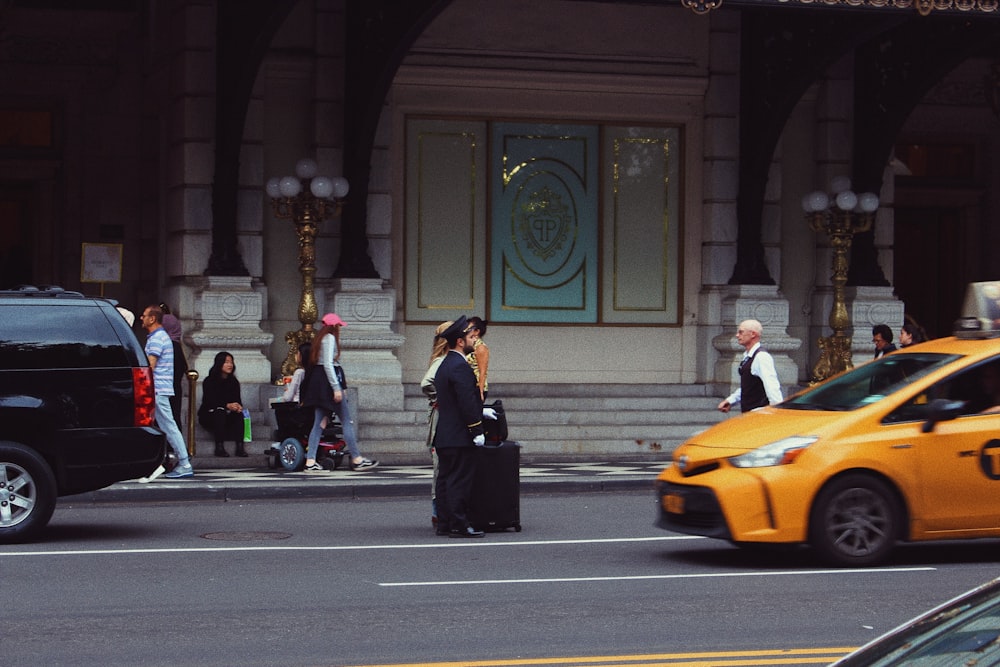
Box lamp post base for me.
[811,334,854,384]
[281,328,315,377]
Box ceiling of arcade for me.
[0,0,998,301]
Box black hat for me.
[437,315,470,343]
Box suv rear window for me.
[0,303,131,369]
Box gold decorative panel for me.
[602,126,682,325]
[404,118,487,321]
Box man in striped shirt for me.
[141,304,194,478]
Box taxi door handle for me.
[891,444,912,449]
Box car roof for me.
[833,577,1000,665]
[890,335,1000,362]
[0,285,115,306]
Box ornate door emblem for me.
[517,186,571,262]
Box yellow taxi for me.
[656,283,1000,566]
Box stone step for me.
[359,419,719,439]
[404,382,720,399]
[402,395,723,413]
[354,400,724,424]
[402,383,724,412]
[360,410,724,432]
[220,383,730,465]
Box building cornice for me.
[681,0,999,16]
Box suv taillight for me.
[132,367,155,426]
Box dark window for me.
[884,358,1000,424]
[0,304,129,369]
[0,110,53,149]
[894,142,976,183]
[785,353,959,412]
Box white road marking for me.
[378,566,937,587]
[0,535,699,557]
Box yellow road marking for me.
[343,646,858,667]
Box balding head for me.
[735,319,763,351]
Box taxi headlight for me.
[728,436,817,468]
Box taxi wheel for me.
[809,474,899,567]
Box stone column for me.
[697,11,742,385]
[327,278,405,411]
[847,285,904,364]
[712,285,802,397]
[185,276,275,387]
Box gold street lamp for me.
[803,177,879,383]
[186,369,199,455]
[266,158,349,377]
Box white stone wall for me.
[391,0,714,386]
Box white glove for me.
[482,407,497,420]
[472,434,486,447]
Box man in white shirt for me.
[717,318,783,413]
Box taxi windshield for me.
[785,353,961,412]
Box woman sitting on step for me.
[198,351,247,457]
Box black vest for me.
[739,348,768,413]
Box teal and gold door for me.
[490,122,598,323]
[404,118,681,327]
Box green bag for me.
[242,408,252,442]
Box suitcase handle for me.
[482,440,519,449]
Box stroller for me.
[265,401,347,471]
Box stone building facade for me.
[2,0,998,458]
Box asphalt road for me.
[2,491,998,666]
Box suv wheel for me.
[0,442,57,543]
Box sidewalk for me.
[70,460,669,504]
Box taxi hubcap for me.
[826,487,890,556]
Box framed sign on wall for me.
[81,242,123,295]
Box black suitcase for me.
[469,440,521,532]
[483,400,508,444]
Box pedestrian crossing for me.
[143,461,670,484]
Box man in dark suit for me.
[872,323,897,359]
[432,316,486,538]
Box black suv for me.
[0,287,164,542]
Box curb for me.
[67,475,658,505]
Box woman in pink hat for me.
[300,313,378,472]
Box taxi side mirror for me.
[921,398,967,433]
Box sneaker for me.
[350,458,379,472]
[164,464,194,479]
[137,465,166,484]
[303,462,324,472]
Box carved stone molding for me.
[185,277,275,385]
[712,285,803,394]
[848,286,905,360]
[326,278,405,410]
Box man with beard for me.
[432,315,486,538]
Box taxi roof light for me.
[955,281,1000,339]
